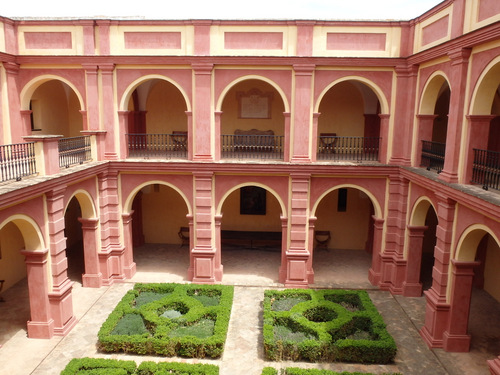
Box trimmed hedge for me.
[97,283,233,358]
[263,289,397,364]
[262,369,401,375]
[60,358,219,374]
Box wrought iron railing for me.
[420,140,446,173]
[317,136,380,162]
[221,134,284,160]
[0,142,37,182]
[127,133,188,159]
[471,148,500,191]
[59,136,92,168]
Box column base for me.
[368,268,381,286]
[442,331,471,352]
[488,357,500,375]
[82,273,103,288]
[27,319,55,339]
[123,262,137,279]
[420,326,444,348]
[402,282,423,297]
[53,315,77,336]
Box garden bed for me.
[60,358,219,374]
[263,289,396,363]
[262,368,401,375]
[97,283,234,358]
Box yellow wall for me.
[315,188,372,250]
[318,81,365,136]
[0,222,26,291]
[221,188,282,232]
[221,80,285,136]
[31,80,82,137]
[484,236,500,302]
[146,80,187,134]
[141,184,189,243]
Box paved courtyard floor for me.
[0,245,499,374]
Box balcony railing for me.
[127,133,188,159]
[221,134,284,160]
[0,142,37,182]
[420,140,446,173]
[317,136,380,162]
[471,148,500,191]
[59,136,92,168]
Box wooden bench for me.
[221,230,281,249]
[234,129,275,152]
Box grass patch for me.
[134,291,172,308]
[169,318,215,339]
[111,314,148,336]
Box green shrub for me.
[60,358,136,375]
[134,291,172,308]
[263,289,396,364]
[111,313,149,336]
[97,283,233,358]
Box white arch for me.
[469,56,500,115]
[315,76,390,115]
[119,74,192,112]
[310,184,382,219]
[20,74,85,111]
[455,224,500,262]
[0,214,45,251]
[64,189,97,219]
[216,182,286,217]
[418,71,451,115]
[123,180,192,216]
[216,75,290,113]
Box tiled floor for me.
[0,244,499,374]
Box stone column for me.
[420,193,455,348]
[82,64,100,131]
[21,249,55,338]
[45,187,76,336]
[380,176,409,293]
[100,63,118,160]
[378,114,391,164]
[442,260,480,352]
[402,225,427,297]
[98,171,125,284]
[283,112,291,162]
[291,64,315,163]
[389,64,418,166]
[284,173,311,287]
[278,215,289,283]
[214,214,223,281]
[368,216,385,286]
[189,172,219,283]
[79,217,102,287]
[192,63,214,161]
[311,113,321,162]
[4,62,23,144]
[307,216,317,284]
[121,212,137,279]
[439,48,471,184]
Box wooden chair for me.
[314,230,331,250]
[178,226,190,247]
[319,133,337,153]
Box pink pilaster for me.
[193,20,212,55]
[307,216,317,284]
[45,187,76,335]
[118,111,130,158]
[442,260,480,352]
[80,20,96,55]
[291,65,315,163]
[98,171,125,284]
[368,216,385,286]
[214,214,223,281]
[82,64,100,131]
[311,112,320,162]
[96,20,111,55]
[189,172,219,283]
[380,176,409,293]
[79,217,102,287]
[283,112,291,162]
[464,115,495,184]
[296,22,315,56]
[214,111,223,162]
[4,62,23,144]
[121,212,137,279]
[420,193,455,348]
[402,225,427,296]
[21,249,55,339]
[415,115,438,166]
[389,65,418,166]
[20,110,33,137]
[284,173,311,287]
[279,215,289,283]
[192,63,214,161]
[378,114,390,164]
[439,48,471,184]
[185,111,193,160]
[100,64,118,160]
